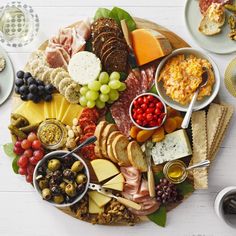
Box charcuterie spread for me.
[3,7,234,227]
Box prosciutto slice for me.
[199,0,232,14]
[110,65,157,136]
[121,167,160,216]
[45,19,91,68]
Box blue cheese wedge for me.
[68,51,101,85]
[151,129,192,165]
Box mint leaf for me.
[105,111,115,124]
[109,7,136,31]
[148,206,166,227]
[3,143,17,158]
[149,84,158,94]
[176,180,194,196]
[12,156,19,174]
[94,8,111,20]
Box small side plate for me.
[0,45,14,105]
[224,57,236,97]
[184,0,236,54]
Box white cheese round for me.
[68,51,101,85]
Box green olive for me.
[59,182,67,193]
[65,183,76,197]
[76,174,87,184]
[48,159,61,171]
[39,179,48,190]
[42,188,52,200]
[71,160,83,173]
[53,195,64,204]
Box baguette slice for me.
[101,124,118,157]
[127,141,147,172]
[112,134,131,166]
[199,4,225,36]
[94,121,108,158]
[107,131,122,163]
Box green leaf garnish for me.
[149,84,158,94]
[105,111,115,124]
[148,206,167,227]
[176,180,194,196]
[3,143,17,158]
[154,171,165,184]
[12,156,19,174]
[109,7,136,31]
[94,8,111,20]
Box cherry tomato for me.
[132,108,136,113]
[137,97,143,104]
[17,155,28,168]
[133,112,138,119]
[136,119,142,125]
[33,150,44,161]
[159,113,166,119]
[26,174,33,183]
[153,115,158,120]
[146,108,155,113]
[146,113,153,121]
[133,100,139,107]
[137,114,143,121]
[13,146,24,155]
[149,121,157,127]
[155,108,161,115]
[29,156,38,165]
[147,95,154,102]
[141,103,147,110]
[21,139,32,150]
[158,118,163,126]
[143,96,148,103]
[27,132,38,142]
[143,120,148,126]
[23,149,33,158]
[136,108,143,114]
[32,140,42,150]
[156,102,164,110]
[149,102,155,108]
[18,167,27,176]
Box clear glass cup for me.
[0,2,39,47]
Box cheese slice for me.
[89,197,104,214]
[102,173,124,191]
[91,159,119,182]
[88,191,111,208]
[53,94,64,119]
[151,129,192,165]
[57,97,70,122]
[131,28,172,66]
[61,103,83,126]
[44,102,53,119]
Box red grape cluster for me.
[13,132,45,183]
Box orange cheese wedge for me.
[131,29,172,66]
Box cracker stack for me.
[190,103,234,189]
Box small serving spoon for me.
[60,136,97,159]
[186,160,210,171]
[181,70,209,129]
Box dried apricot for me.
[167,107,181,118]
[164,117,177,134]
[173,116,183,129]
[136,129,155,143]
[130,126,141,139]
[152,127,165,142]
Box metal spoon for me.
[186,160,210,171]
[60,136,97,159]
[181,70,209,129]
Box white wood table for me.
[0,1,236,235]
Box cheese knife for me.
[88,183,142,210]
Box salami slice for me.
[199,0,232,14]
[83,124,96,134]
[80,144,96,160]
[79,117,95,130]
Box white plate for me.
[184,0,236,54]
[155,48,220,112]
[0,45,14,105]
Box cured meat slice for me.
[199,0,232,14]
[110,65,156,136]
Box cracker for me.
[207,103,225,157]
[211,104,234,160]
[191,110,208,189]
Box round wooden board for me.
[20,18,192,224]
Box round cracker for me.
[33,65,48,80]
[64,83,81,104]
[50,68,65,83]
[59,77,72,95]
[41,68,53,84]
[54,71,70,89]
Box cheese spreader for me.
[88,183,142,210]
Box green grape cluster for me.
[79,71,127,109]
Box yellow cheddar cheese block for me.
[102,173,124,191]
[88,191,111,208]
[131,28,172,66]
[57,97,70,122]
[14,101,44,124]
[91,159,119,182]
[89,197,104,214]
[61,103,83,126]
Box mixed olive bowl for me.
[33,150,90,208]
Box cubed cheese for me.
[151,129,192,165]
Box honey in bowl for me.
[163,160,188,184]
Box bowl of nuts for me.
[33,150,90,207]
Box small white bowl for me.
[155,48,220,112]
[129,92,167,130]
[214,186,236,228]
[33,150,90,208]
